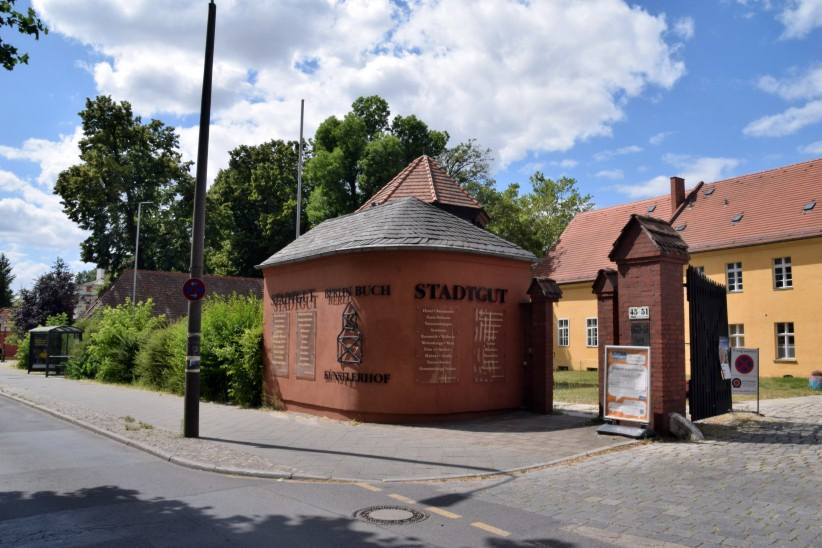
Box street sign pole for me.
[184,0,216,438]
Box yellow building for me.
[539,159,822,378]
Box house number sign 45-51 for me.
[628,306,650,320]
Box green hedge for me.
[67,300,165,383]
[64,295,262,407]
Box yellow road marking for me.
[471,521,511,537]
[355,482,382,492]
[426,506,461,519]
[389,493,417,504]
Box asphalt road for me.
[0,396,608,547]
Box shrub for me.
[45,312,69,326]
[134,294,262,406]
[199,294,263,404]
[134,320,186,392]
[12,333,29,369]
[80,300,165,383]
[64,314,102,378]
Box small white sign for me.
[628,306,650,320]
[730,348,759,394]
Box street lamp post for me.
[133,201,154,305]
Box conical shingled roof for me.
[258,197,535,268]
[358,155,490,226]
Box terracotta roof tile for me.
[359,155,484,212]
[671,159,822,252]
[536,195,673,284]
[538,158,822,284]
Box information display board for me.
[603,345,651,423]
[730,347,759,394]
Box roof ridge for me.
[706,157,820,186]
[423,155,437,202]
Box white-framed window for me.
[586,318,598,347]
[773,257,793,289]
[694,266,705,276]
[775,322,795,360]
[726,262,743,292]
[557,319,569,347]
[729,324,744,348]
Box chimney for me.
[670,176,685,211]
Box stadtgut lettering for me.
[414,283,507,304]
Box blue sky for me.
[1,0,821,290]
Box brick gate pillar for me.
[526,277,562,414]
[609,215,689,435]
[592,269,619,418]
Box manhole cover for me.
[354,505,428,525]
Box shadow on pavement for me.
[403,410,600,434]
[200,436,502,473]
[0,486,586,547]
[0,486,422,547]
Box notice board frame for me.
[603,345,651,424]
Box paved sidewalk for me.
[429,396,821,547]
[0,364,628,481]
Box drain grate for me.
[354,505,429,525]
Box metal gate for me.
[686,266,732,421]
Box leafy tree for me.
[304,95,449,225]
[206,140,305,277]
[438,139,495,189]
[522,172,593,254]
[0,0,48,71]
[481,174,592,257]
[74,268,97,285]
[0,252,14,307]
[54,96,195,276]
[13,258,77,333]
[438,141,592,257]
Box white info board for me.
[730,347,759,394]
[603,345,651,424]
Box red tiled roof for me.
[536,195,674,284]
[85,270,263,320]
[671,159,821,253]
[538,158,822,284]
[358,155,484,212]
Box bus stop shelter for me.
[28,325,83,377]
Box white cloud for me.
[649,131,673,145]
[32,0,685,172]
[779,0,822,38]
[673,17,695,40]
[596,169,624,180]
[593,145,643,162]
[799,140,822,154]
[0,128,81,186]
[757,65,822,100]
[614,154,740,198]
[554,159,578,169]
[745,64,822,137]
[744,99,822,136]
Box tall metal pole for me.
[133,201,153,305]
[295,99,305,238]
[184,0,216,438]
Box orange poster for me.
[604,345,651,423]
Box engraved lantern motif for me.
[337,303,363,365]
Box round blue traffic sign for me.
[182,278,206,301]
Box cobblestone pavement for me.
[424,396,821,547]
[0,364,627,481]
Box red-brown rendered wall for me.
[261,250,533,422]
